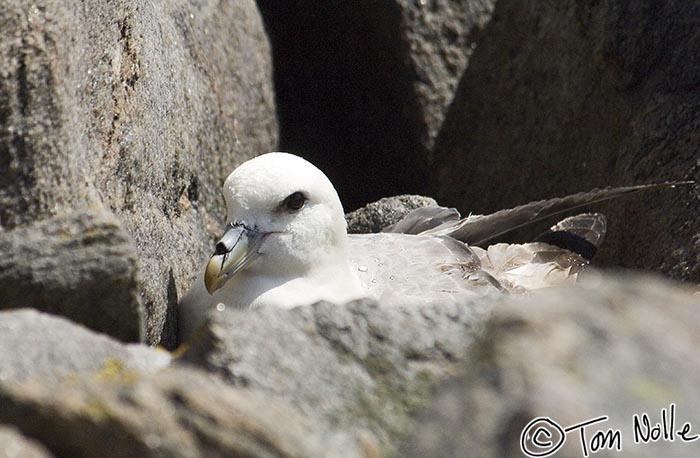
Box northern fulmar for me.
[178,152,686,341]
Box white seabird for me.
[178,153,692,341]
[179,152,679,341]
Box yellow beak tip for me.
[204,258,222,295]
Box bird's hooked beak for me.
[204,224,266,295]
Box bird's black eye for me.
[281,191,307,211]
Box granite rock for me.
[431,0,700,283]
[346,194,439,234]
[0,308,365,457]
[0,0,277,347]
[178,297,495,456]
[0,209,142,342]
[0,308,169,385]
[0,367,366,458]
[404,274,700,458]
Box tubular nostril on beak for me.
[214,241,228,256]
[205,224,264,295]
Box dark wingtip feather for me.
[535,213,607,260]
[437,180,692,246]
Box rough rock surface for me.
[0,309,169,385]
[178,298,495,456]
[257,0,494,210]
[431,1,700,283]
[389,0,495,153]
[0,308,363,458]
[345,194,438,234]
[1,0,699,456]
[0,0,277,346]
[0,209,142,341]
[0,426,54,458]
[404,274,700,458]
[0,367,366,458]
[2,273,700,457]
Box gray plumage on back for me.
[381,206,460,235]
[348,233,502,307]
[351,213,608,304]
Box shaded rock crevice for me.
[257,1,441,210]
[257,0,498,210]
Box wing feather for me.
[420,182,691,245]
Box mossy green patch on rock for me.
[94,358,139,385]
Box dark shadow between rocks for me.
[256,0,429,211]
[160,268,179,350]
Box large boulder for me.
[0,210,142,341]
[345,194,438,234]
[0,0,277,346]
[404,274,700,458]
[0,309,169,385]
[431,1,700,281]
[0,308,365,458]
[0,367,366,458]
[178,297,495,456]
[2,271,699,457]
[387,0,495,153]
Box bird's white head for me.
[205,152,349,293]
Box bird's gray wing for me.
[349,213,610,302]
[381,206,460,234]
[419,181,692,246]
[347,233,503,306]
